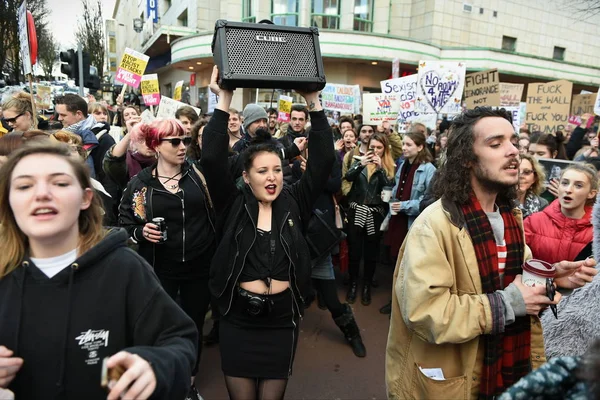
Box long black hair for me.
[431,107,515,205]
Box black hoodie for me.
[0,229,198,400]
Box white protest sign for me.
[207,88,218,114]
[140,109,156,124]
[415,61,466,114]
[18,1,32,75]
[362,93,401,124]
[156,96,201,119]
[595,89,600,116]
[321,83,361,114]
[380,74,425,123]
[494,106,520,132]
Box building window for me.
[501,35,517,52]
[178,9,188,27]
[243,0,256,22]
[271,0,298,26]
[354,0,373,32]
[553,46,565,61]
[311,0,340,29]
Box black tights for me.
[224,376,288,400]
[313,278,344,318]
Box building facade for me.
[109,0,600,112]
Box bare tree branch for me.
[37,25,57,79]
[75,0,105,76]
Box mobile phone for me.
[101,357,125,390]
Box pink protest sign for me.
[141,74,160,106]
[115,48,149,88]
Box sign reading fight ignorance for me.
[500,83,524,107]
[415,60,466,114]
[571,93,597,116]
[380,74,422,123]
[321,84,361,114]
[464,69,500,109]
[115,48,149,88]
[140,74,160,106]
[525,79,573,135]
[362,93,401,124]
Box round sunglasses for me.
[160,137,193,147]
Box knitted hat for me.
[242,104,268,130]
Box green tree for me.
[75,0,105,76]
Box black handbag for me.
[305,208,345,263]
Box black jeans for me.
[158,275,211,375]
[347,210,383,282]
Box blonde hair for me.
[0,144,106,277]
[560,163,599,206]
[1,92,35,127]
[367,133,395,180]
[519,154,546,196]
[88,102,108,116]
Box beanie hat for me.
[242,104,268,130]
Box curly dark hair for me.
[431,107,516,205]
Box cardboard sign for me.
[115,48,149,88]
[380,74,427,124]
[173,80,184,101]
[571,93,597,116]
[36,85,52,109]
[156,96,200,119]
[415,60,466,114]
[362,93,401,124]
[500,83,524,107]
[595,90,600,116]
[464,69,500,108]
[321,84,361,114]
[18,1,32,75]
[140,74,160,106]
[277,95,292,122]
[525,80,573,135]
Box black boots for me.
[334,304,366,357]
[361,280,372,306]
[346,280,358,304]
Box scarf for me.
[126,150,156,179]
[349,202,384,236]
[460,193,531,399]
[385,161,419,257]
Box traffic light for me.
[87,65,101,91]
[60,49,78,81]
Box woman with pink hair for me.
[118,118,215,398]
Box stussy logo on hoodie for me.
[75,329,110,366]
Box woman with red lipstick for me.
[201,66,335,400]
[118,118,215,396]
[524,163,599,264]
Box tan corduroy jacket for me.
[385,198,545,400]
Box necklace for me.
[155,169,182,190]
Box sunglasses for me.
[4,113,24,124]
[546,278,558,319]
[160,137,192,147]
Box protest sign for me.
[397,113,437,131]
[537,158,576,186]
[464,69,500,108]
[362,93,401,124]
[277,95,293,122]
[173,80,184,101]
[380,74,422,123]
[500,83,524,107]
[156,96,200,119]
[415,61,466,114]
[207,88,218,114]
[18,1,32,75]
[494,106,520,132]
[36,85,52,109]
[140,109,156,124]
[595,90,600,116]
[571,93,597,116]
[321,84,361,114]
[525,79,573,135]
[140,74,160,106]
[115,48,149,88]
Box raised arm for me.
[200,66,239,214]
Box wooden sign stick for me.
[28,74,38,129]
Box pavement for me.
[194,261,395,400]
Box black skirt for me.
[219,288,300,379]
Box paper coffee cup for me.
[389,200,400,215]
[382,187,393,202]
[522,259,555,287]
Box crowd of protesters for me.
[1,70,600,400]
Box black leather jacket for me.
[201,108,335,316]
[344,161,394,206]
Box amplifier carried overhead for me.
[211,19,327,92]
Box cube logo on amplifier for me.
[255,35,287,43]
[212,19,326,91]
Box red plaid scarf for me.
[460,194,531,399]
